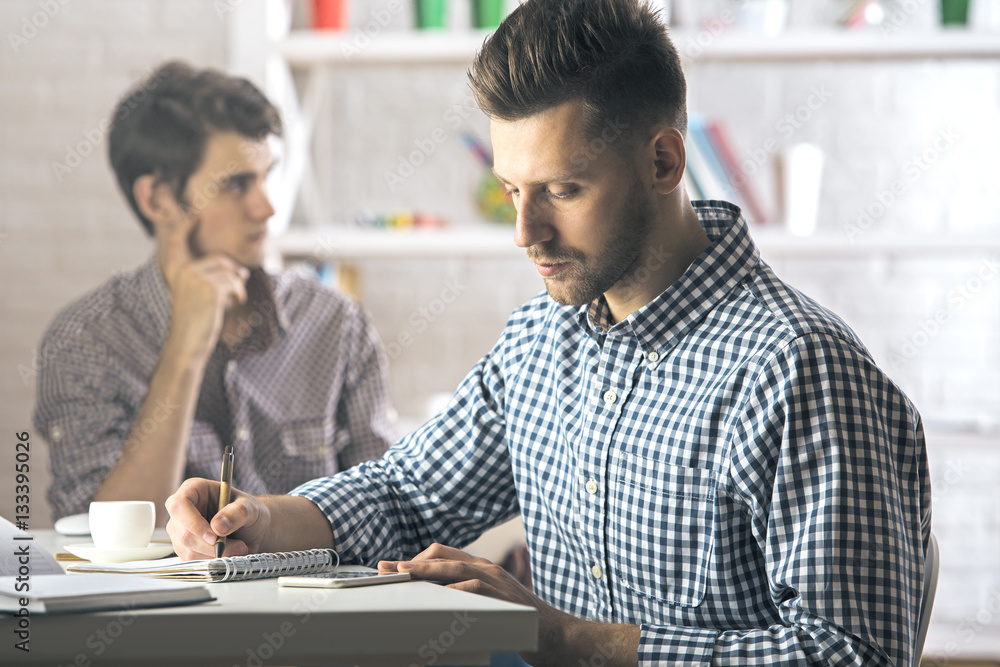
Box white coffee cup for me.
[89,501,155,550]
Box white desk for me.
[1,531,538,666]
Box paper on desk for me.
[0,516,63,577]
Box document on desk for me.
[0,516,62,577]
[0,516,212,614]
[67,548,341,582]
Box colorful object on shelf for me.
[840,0,886,29]
[684,113,770,225]
[460,131,516,224]
[476,171,516,224]
[471,0,506,29]
[355,208,448,230]
[313,0,349,30]
[940,0,971,24]
[415,0,448,29]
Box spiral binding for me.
[211,549,340,582]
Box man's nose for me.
[513,193,553,249]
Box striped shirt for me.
[293,202,931,666]
[35,259,395,520]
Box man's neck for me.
[604,202,710,324]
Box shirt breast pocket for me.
[279,417,338,481]
[609,453,717,607]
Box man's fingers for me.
[209,493,259,537]
[388,559,501,584]
[449,579,504,601]
[165,478,217,542]
[411,543,489,563]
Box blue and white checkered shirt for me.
[294,202,931,666]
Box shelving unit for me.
[274,28,1000,65]
[226,1,1000,274]
[274,224,1000,262]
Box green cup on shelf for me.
[472,0,506,29]
[940,0,970,25]
[415,0,448,29]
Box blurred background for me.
[1,0,999,661]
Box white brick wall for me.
[0,0,998,659]
[0,0,229,531]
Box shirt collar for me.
[138,257,288,351]
[578,201,760,356]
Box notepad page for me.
[0,517,63,577]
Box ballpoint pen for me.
[215,444,234,558]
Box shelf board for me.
[274,29,1000,67]
[275,30,494,66]
[274,225,1000,261]
[277,225,521,260]
[674,28,1000,62]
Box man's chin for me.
[544,281,596,308]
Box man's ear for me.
[133,175,183,232]
[648,126,686,196]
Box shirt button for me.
[50,426,63,442]
[226,360,237,375]
[236,426,249,441]
[585,479,599,495]
[647,351,660,363]
[591,564,603,579]
[603,390,617,405]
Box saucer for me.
[64,541,175,564]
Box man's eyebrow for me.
[220,159,279,186]
[491,167,580,187]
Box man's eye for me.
[225,180,250,194]
[548,187,578,200]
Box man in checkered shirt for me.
[166,1,931,664]
[34,63,395,524]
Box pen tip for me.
[215,543,224,558]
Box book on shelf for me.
[0,517,212,615]
[685,113,769,224]
[68,548,341,583]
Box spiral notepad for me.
[67,548,340,583]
